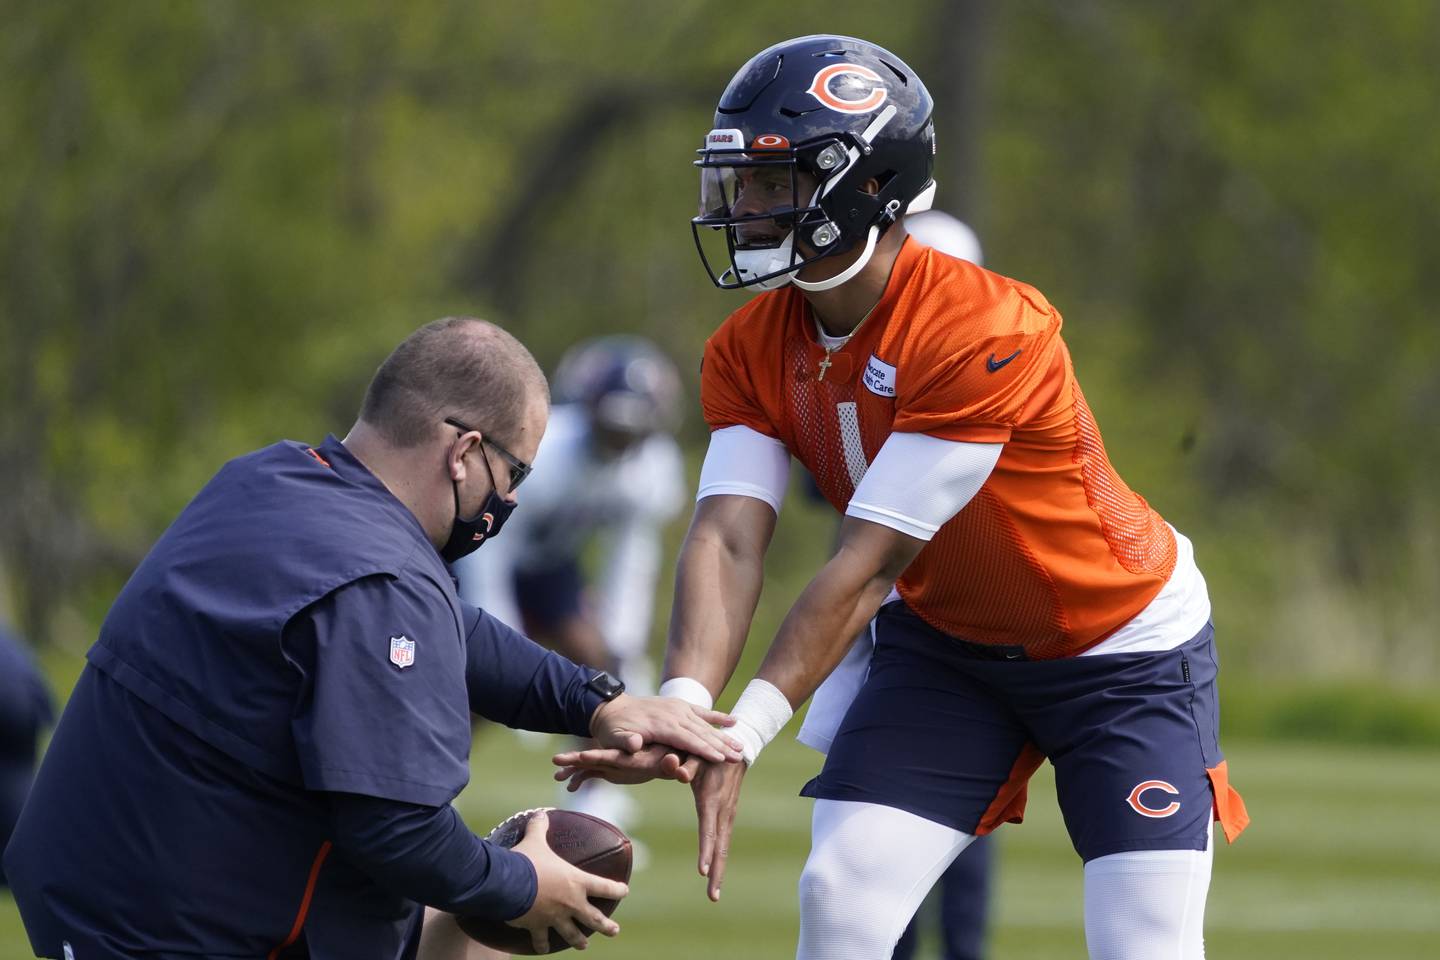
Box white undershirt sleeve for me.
[696,425,792,514]
[845,433,1003,540]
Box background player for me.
[456,335,686,831]
[0,618,52,890]
[558,34,1249,960]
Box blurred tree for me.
[1,0,1435,681]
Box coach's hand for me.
[692,758,747,902]
[590,693,743,764]
[508,809,628,953]
[552,743,692,790]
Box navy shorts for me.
[513,558,585,632]
[801,603,1247,861]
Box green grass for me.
[9,733,1433,958]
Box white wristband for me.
[729,679,793,766]
[658,676,714,711]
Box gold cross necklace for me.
[813,301,879,382]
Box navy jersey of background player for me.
[0,621,53,888]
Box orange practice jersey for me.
[701,238,1177,660]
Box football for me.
[455,807,632,955]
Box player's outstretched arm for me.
[550,494,774,790]
[662,493,778,698]
[757,514,925,707]
[691,516,927,901]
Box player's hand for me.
[691,758,748,902]
[552,744,692,790]
[507,809,628,953]
[589,693,744,764]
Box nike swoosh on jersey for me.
[986,349,1022,372]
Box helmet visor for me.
[692,144,833,289]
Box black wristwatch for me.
[585,670,625,702]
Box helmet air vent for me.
[718,54,784,113]
[878,59,909,84]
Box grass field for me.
[6,729,1437,959]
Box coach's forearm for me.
[662,499,773,699]
[329,792,536,920]
[463,606,605,737]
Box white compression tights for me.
[797,800,1213,960]
[1083,826,1213,960]
[798,800,973,960]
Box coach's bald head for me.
[345,317,549,550]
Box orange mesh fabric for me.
[701,239,1175,659]
[1071,385,1178,577]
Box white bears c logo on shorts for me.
[1126,779,1181,818]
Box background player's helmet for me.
[905,210,984,266]
[553,335,682,440]
[692,35,937,292]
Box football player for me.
[556,35,1249,960]
[456,336,686,830]
[0,619,52,889]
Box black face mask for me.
[440,449,515,563]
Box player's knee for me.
[797,849,850,919]
[1083,846,1212,960]
[798,850,901,958]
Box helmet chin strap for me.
[789,178,938,293]
[792,224,880,293]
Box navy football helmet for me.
[692,35,937,291]
[553,336,682,439]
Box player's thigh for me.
[800,606,1037,835]
[1033,624,1226,861]
[512,558,585,634]
[416,908,509,960]
[798,799,972,960]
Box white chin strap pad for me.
[792,225,881,293]
[726,231,799,290]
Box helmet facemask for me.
[692,111,906,291]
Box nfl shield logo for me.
[389,635,416,669]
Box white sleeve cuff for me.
[844,501,940,540]
[844,433,1003,540]
[658,677,714,711]
[696,425,791,514]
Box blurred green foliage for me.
[2,1,1437,695]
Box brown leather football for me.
[455,808,632,955]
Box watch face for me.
[588,671,625,700]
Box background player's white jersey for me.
[454,403,686,683]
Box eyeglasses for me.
[444,417,532,492]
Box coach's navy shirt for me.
[3,436,607,960]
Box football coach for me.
[3,317,741,960]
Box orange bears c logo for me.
[1126,779,1181,818]
[472,512,495,542]
[806,64,888,114]
[751,134,790,151]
